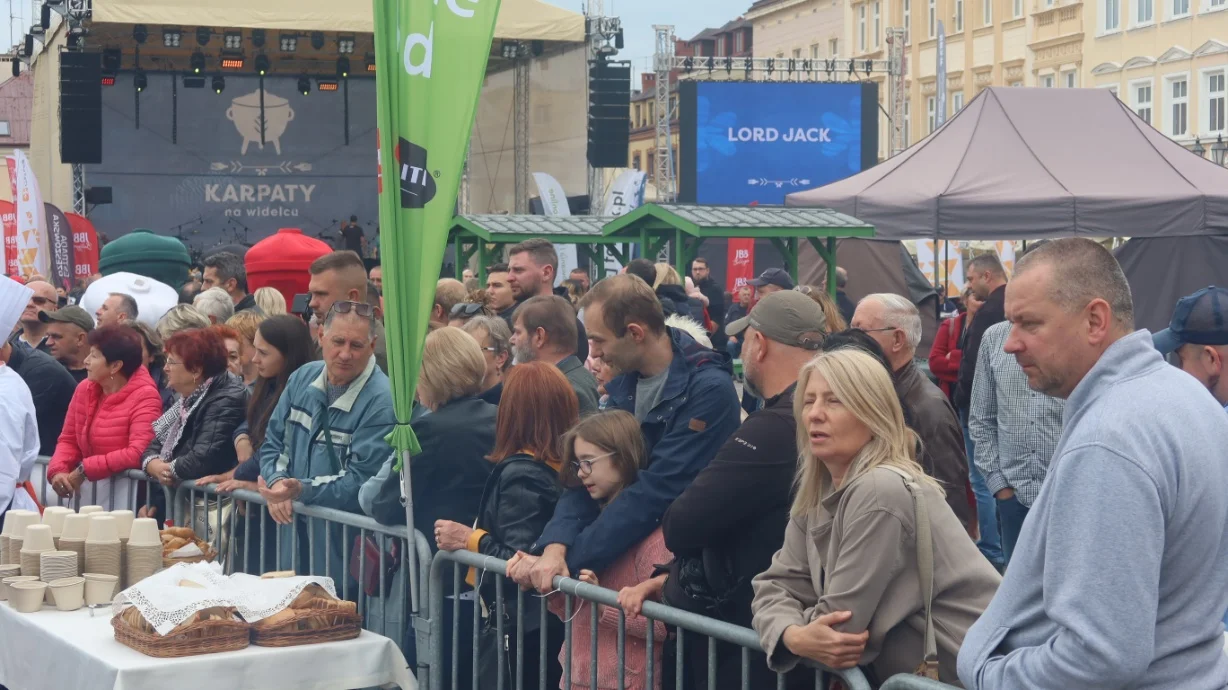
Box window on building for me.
[1206,71,1226,133]
[647,152,656,178]
[1136,0,1153,23]
[734,31,745,53]
[0,121,9,137]
[1041,74,1055,88]
[632,152,642,170]
[830,38,839,56]
[929,0,937,36]
[1064,71,1077,88]
[716,38,726,57]
[983,0,992,24]
[874,1,882,46]
[1171,0,1190,16]
[810,43,821,58]
[1010,80,1023,86]
[953,92,964,112]
[927,96,937,132]
[1133,81,1153,124]
[903,99,911,146]
[793,48,803,58]
[955,0,965,31]
[1169,76,1188,137]
[904,0,912,42]
[1211,0,1226,9]
[1014,0,1023,17]
[859,5,867,51]
[1103,0,1121,30]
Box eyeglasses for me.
[450,302,485,317]
[794,285,815,295]
[570,451,615,476]
[330,301,375,318]
[30,296,54,307]
[860,327,899,334]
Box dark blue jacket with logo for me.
[536,327,740,573]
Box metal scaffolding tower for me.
[513,43,530,215]
[886,28,908,158]
[652,25,676,203]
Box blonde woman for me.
[653,262,701,324]
[226,310,267,385]
[752,349,999,686]
[155,304,210,341]
[252,287,288,316]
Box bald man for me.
[307,250,387,373]
[17,280,58,353]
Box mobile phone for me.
[291,293,311,321]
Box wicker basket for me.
[112,610,250,658]
[162,544,217,569]
[251,604,362,648]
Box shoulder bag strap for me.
[882,465,939,678]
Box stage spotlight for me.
[190,51,205,74]
[365,55,376,72]
[162,28,181,47]
[132,24,147,43]
[280,34,297,52]
[254,53,270,76]
[220,56,244,69]
[134,69,147,92]
[102,48,121,72]
[297,76,311,95]
[310,31,325,50]
[212,74,225,94]
[317,78,339,91]
[337,36,355,54]
[336,56,350,78]
[223,31,242,50]
[501,41,519,59]
[251,29,266,48]
[196,27,211,46]
[101,75,116,86]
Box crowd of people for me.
[3,235,1228,690]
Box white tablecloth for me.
[0,603,417,690]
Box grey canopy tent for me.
[787,86,1228,333]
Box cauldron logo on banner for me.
[227,90,296,155]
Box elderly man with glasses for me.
[258,300,396,578]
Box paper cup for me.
[86,515,119,543]
[3,510,37,537]
[0,566,21,598]
[127,518,160,546]
[78,506,105,516]
[8,581,47,613]
[83,573,118,606]
[41,507,73,537]
[22,524,55,553]
[60,514,90,541]
[49,577,85,611]
[109,511,135,540]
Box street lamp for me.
[1212,134,1228,167]
[1192,137,1205,158]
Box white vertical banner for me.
[996,240,1016,276]
[532,172,577,287]
[602,169,647,274]
[10,151,49,279]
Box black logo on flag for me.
[398,138,437,209]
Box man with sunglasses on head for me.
[509,295,599,415]
[16,280,58,353]
[258,299,397,580]
[307,251,387,373]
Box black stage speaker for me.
[60,52,102,164]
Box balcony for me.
[1031,1,1083,46]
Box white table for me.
[0,602,417,690]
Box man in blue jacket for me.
[512,273,740,590]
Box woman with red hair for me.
[434,360,579,690]
[47,325,163,509]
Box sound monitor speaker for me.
[84,186,112,205]
[587,59,632,169]
[60,52,102,164]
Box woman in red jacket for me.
[929,287,983,401]
[47,325,164,509]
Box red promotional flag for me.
[65,212,100,281]
[727,238,755,293]
[0,200,15,277]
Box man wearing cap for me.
[41,306,95,383]
[748,267,795,299]
[661,290,838,690]
[16,279,58,353]
[1154,286,1228,410]
[0,277,40,527]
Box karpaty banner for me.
[10,151,49,279]
[373,1,500,455]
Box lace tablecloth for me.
[0,604,416,690]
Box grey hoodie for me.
[958,330,1228,689]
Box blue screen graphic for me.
[692,82,864,205]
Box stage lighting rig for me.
[163,28,181,47]
[196,27,211,46]
[254,53,270,76]
[132,24,147,43]
[190,51,205,74]
[134,69,147,92]
[336,56,350,78]
[224,31,242,50]
[297,76,311,95]
[212,75,225,93]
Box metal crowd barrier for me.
[31,456,173,514]
[880,677,961,689]
[175,478,433,649]
[426,548,872,690]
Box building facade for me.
[747,0,845,61]
[1084,0,1227,148]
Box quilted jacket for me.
[47,366,164,481]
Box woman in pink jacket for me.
[47,325,164,509]
[544,411,673,690]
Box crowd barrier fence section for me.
[426,548,873,690]
[880,676,961,689]
[31,456,173,514]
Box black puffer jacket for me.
[655,284,696,321]
[145,372,248,480]
[474,454,561,629]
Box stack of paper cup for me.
[40,551,78,603]
[19,525,55,578]
[2,511,39,565]
[84,516,122,580]
[78,506,105,516]
[125,518,162,587]
[41,507,74,550]
[111,511,134,588]
[57,515,90,563]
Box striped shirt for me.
[968,321,1064,507]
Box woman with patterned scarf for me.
[138,328,248,525]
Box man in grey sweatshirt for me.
[958,239,1228,689]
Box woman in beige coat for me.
[752,349,1000,687]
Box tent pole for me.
[400,449,419,614]
[826,237,837,298]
